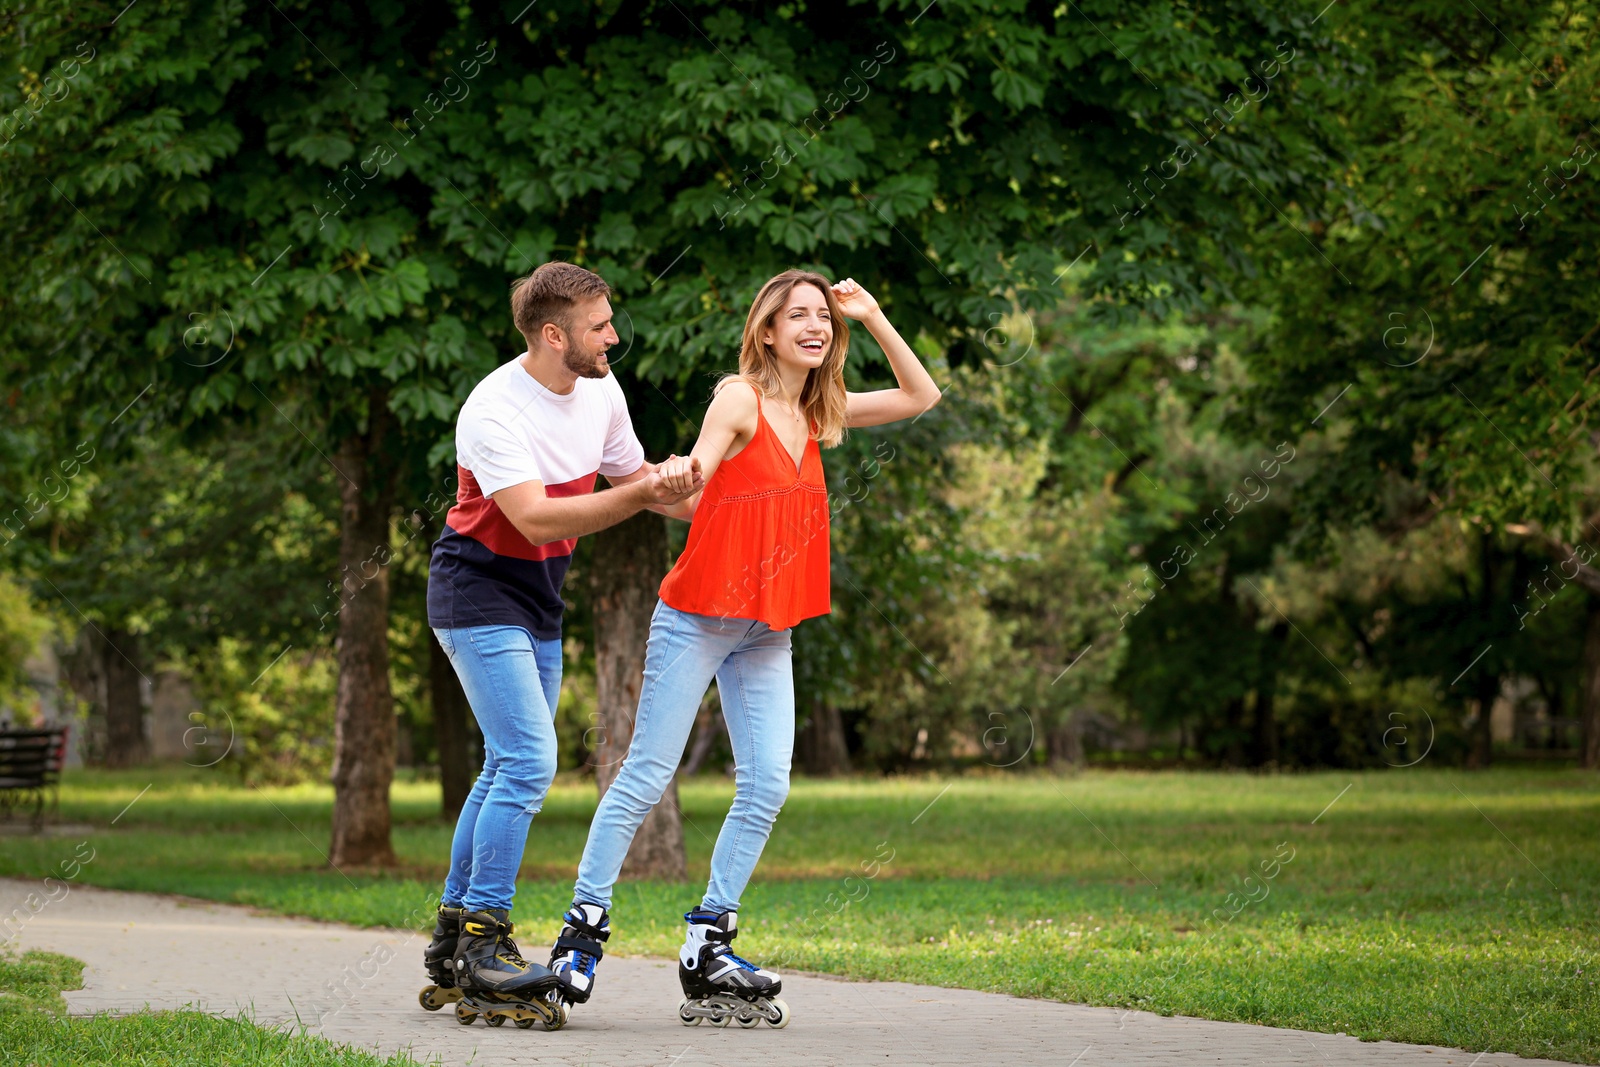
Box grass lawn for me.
[0,947,428,1065]
[0,765,1594,1064]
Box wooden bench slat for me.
[0,727,69,828]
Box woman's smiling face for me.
[762,282,833,371]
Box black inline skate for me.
[676,908,790,1029]
[418,904,464,1011]
[451,908,568,1030]
[548,902,610,1005]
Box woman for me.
[547,269,940,1027]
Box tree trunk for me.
[329,398,398,868]
[796,697,849,775]
[430,627,475,822]
[1468,533,1498,769]
[680,692,725,778]
[590,510,686,881]
[1223,696,1247,768]
[1253,621,1287,767]
[1582,594,1600,769]
[1469,677,1499,769]
[100,626,147,767]
[60,627,105,764]
[1046,712,1083,770]
[1218,552,1245,767]
[1533,671,1562,750]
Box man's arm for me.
[493,468,699,545]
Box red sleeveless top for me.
[658,394,831,630]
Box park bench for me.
[0,727,68,829]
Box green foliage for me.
[0,0,1352,505]
[3,430,338,668]
[186,639,338,785]
[0,1,1592,776]
[1236,0,1600,542]
[0,573,55,718]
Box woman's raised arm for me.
[834,279,942,428]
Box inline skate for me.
[452,908,568,1030]
[417,904,465,1011]
[676,908,789,1029]
[549,901,610,1005]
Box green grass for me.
[0,949,83,1016]
[1,765,1595,1063]
[0,947,428,1065]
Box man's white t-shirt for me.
[455,356,645,496]
[427,355,646,639]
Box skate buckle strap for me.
[554,934,605,960]
[563,910,611,942]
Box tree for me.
[1,0,1356,859]
[427,627,475,821]
[588,512,686,880]
[0,418,340,767]
[1233,0,1600,764]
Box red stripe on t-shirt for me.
[445,464,598,561]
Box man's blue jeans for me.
[433,624,561,913]
[574,600,794,914]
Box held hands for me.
[645,454,703,504]
[830,277,880,321]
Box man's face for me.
[561,295,619,379]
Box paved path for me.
[2,878,1571,1067]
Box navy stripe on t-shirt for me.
[426,464,597,640]
[426,524,572,640]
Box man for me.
[419,261,701,1025]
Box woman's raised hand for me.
[831,277,880,320]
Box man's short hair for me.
[511,262,612,343]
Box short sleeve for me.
[598,375,646,477]
[457,403,541,496]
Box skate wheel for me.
[419,985,460,1011]
[485,1012,506,1027]
[515,1016,536,1029]
[736,1011,761,1028]
[767,998,791,1029]
[454,1002,477,1026]
[709,1012,731,1028]
[679,998,700,1026]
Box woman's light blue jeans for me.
[433,624,562,914]
[574,600,794,914]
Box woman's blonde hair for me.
[720,269,849,447]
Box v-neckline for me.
[758,398,808,478]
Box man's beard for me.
[564,346,610,379]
